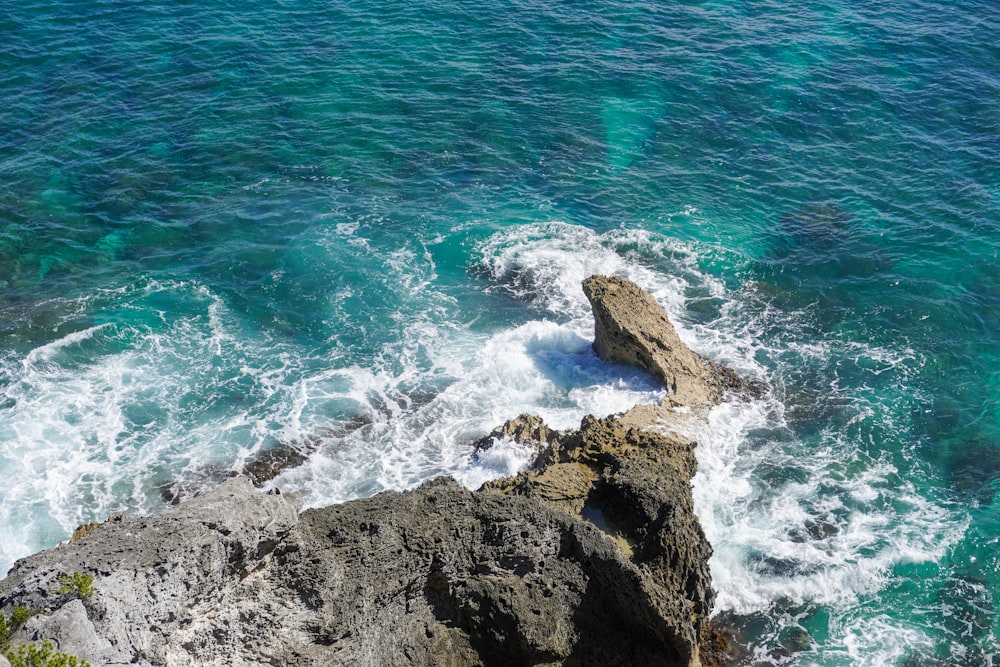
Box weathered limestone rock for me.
[583,275,760,407]
[473,413,557,453]
[20,599,125,665]
[0,471,709,667]
[281,476,704,666]
[0,477,303,666]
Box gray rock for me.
[471,412,557,456]
[0,477,302,666]
[2,471,709,666]
[21,599,129,665]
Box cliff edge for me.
[0,275,751,666]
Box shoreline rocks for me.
[0,275,753,666]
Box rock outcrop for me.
[582,275,760,407]
[0,478,302,666]
[478,413,714,663]
[0,275,751,666]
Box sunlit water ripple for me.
[1,1,998,664]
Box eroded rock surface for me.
[0,478,302,666]
[0,472,709,666]
[0,276,749,666]
[480,413,714,660]
[583,275,761,407]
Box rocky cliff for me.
[0,275,751,666]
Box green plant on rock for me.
[0,605,34,644]
[10,606,32,631]
[57,573,94,601]
[2,640,92,667]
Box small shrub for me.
[2,640,92,667]
[57,573,94,601]
[10,606,32,631]
[0,606,34,647]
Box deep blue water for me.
[1,1,998,664]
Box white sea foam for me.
[0,279,331,571]
[0,220,969,666]
[273,315,667,503]
[476,222,698,323]
[0,222,684,575]
[268,223,704,505]
[670,332,968,666]
[838,616,936,667]
[466,222,968,663]
[683,393,965,610]
[21,324,111,367]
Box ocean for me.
[1,0,997,664]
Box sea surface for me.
[1,1,998,664]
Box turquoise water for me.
[1,0,998,663]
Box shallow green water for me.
[1,1,998,663]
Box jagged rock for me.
[243,418,370,487]
[583,275,761,406]
[21,599,128,665]
[281,476,704,666]
[241,444,310,487]
[481,413,713,662]
[0,471,708,667]
[70,514,126,543]
[472,413,558,453]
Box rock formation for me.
[0,275,753,666]
[582,275,761,407]
[477,413,714,664]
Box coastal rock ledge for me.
[0,276,750,667]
